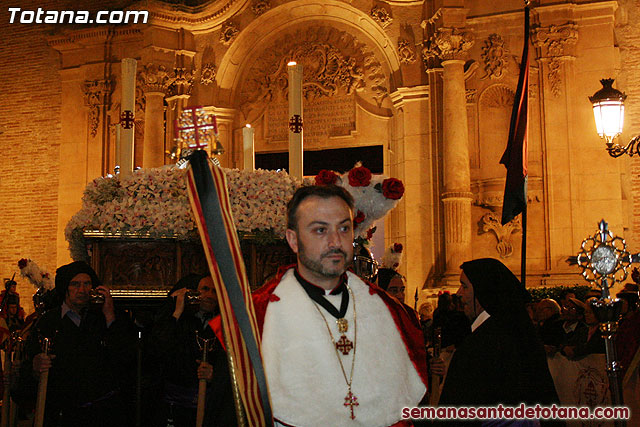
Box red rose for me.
[348,166,372,187]
[381,178,404,200]
[353,210,365,225]
[366,227,376,240]
[393,243,403,253]
[315,169,339,186]
[18,258,28,269]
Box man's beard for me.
[298,242,352,278]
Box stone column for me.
[209,107,236,168]
[137,64,176,168]
[426,27,474,283]
[442,58,473,279]
[390,86,433,304]
[82,79,113,177]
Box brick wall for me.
[0,2,64,307]
[0,0,127,311]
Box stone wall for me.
[616,0,640,251]
[0,1,63,302]
[0,0,126,308]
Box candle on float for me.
[115,124,121,174]
[118,58,137,175]
[287,61,303,180]
[243,124,255,171]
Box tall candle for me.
[118,58,137,175]
[243,124,255,171]
[115,124,121,174]
[287,61,303,180]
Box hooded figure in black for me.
[20,261,136,426]
[148,273,237,427]
[439,258,560,424]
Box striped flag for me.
[500,5,530,225]
[186,150,273,426]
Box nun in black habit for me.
[438,258,560,424]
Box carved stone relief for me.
[397,39,416,64]
[82,79,113,138]
[167,67,195,98]
[200,62,217,85]
[370,5,393,29]
[137,63,176,94]
[220,21,239,46]
[480,34,507,80]
[135,86,146,115]
[422,27,474,62]
[251,0,271,15]
[479,212,521,259]
[239,26,388,144]
[466,89,477,104]
[480,84,514,108]
[531,23,578,97]
[240,26,387,110]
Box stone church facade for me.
[2,0,640,305]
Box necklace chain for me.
[311,284,358,418]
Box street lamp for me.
[589,78,640,157]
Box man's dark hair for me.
[4,279,16,292]
[286,185,354,230]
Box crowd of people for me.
[0,183,638,426]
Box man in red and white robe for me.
[251,185,428,427]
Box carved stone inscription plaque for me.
[266,95,355,145]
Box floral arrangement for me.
[315,163,405,237]
[381,243,403,269]
[66,166,300,260]
[18,258,54,290]
[66,162,404,261]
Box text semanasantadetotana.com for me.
[402,404,630,421]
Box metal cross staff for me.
[568,219,639,422]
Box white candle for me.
[243,124,255,171]
[287,61,303,180]
[118,58,137,175]
[115,124,121,174]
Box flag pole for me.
[520,5,529,289]
[500,3,529,288]
[521,187,527,288]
